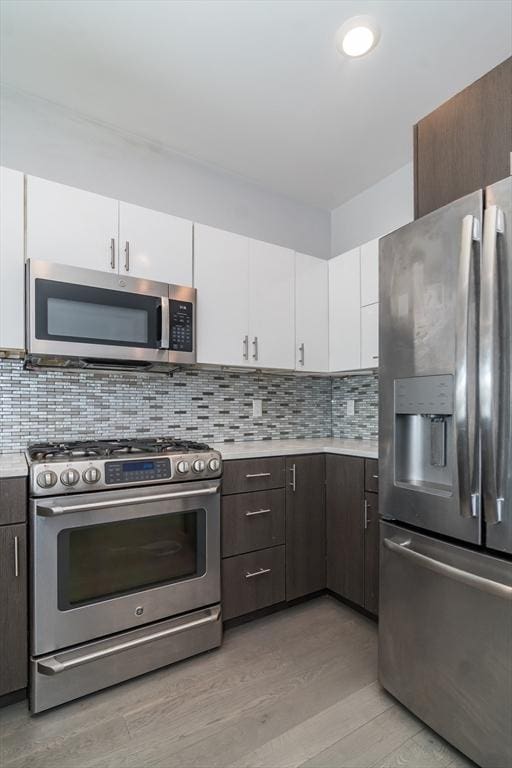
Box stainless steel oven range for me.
[28,437,222,713]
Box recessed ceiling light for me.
[336,16,380,58]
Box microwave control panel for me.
[170,300,193,352]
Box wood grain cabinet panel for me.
[364,492,380,615]
[0,523,28,696]
[415,57,512,218]
[222,457,286,495]
[364,459,379,494]
[285,455,326,601]
[222,546,285,621]
[326,455,365,607]
[0,478,27,526]
[221,489,285,557]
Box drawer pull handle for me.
[245,472,271,478]
[245,508,271,517]
[372,474,379,479]
[245,567,272,579]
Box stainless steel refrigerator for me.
[378,176,512,768]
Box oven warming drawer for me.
[30,605,222,713]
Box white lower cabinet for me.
[295,252,329,372]
[361,302,379,369]
[0,167,25,352]
[329,247,361,372]
[248,240,295,370]
[119,202,192,285]
[194,224,250,367]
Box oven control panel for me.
[105,458,171,485]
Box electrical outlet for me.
[346,399,355,417]
[252,399,263,418]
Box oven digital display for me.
[122,461,155,472]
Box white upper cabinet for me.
[194,224,250,367]
[360,238,379,306]
[295,252,329,372]
[361,302,379,369]
[118,202,192,285]
[26,176,118,272]
[0,167,25,352]
[329,247,361,372]
[249,239,295,370]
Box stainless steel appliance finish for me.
[31,605,222,713]
[28,436,222,713]
[26,260,196,367]
[379,522,512,768]
[379,176,512,767]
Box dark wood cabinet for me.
[0,477,26,525]
[285,455,326,601]
[221,488,285,557]
[0,522,28,697]
[414,57,512,219]
[364,492,380,615]
[222,457,286,495]
[326,455,365,607]
[222,545,285,621]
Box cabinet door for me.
[295,252,329,372]
[361,303,379,369]
[326,454,364,606]
[0,167,25,352]
[249,239,295,370]
[0,524,27,695]
[415,57,512,218]
[364,492,380,614]
[194,224,250,366]
[285,455,326,601]
[329,248,361,372]
[26,176,118,272]
[360,239,379,306]
[119,202,192,285]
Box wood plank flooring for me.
[0,597,476,768]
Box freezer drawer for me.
[379,521,512,768]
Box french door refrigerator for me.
[378,176,512,768]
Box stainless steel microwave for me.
[26,260,196,368]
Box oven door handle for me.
[36,484,220,516]
[36,606,221,676]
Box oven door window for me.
[35,278,163,348]
[57,510,206,609]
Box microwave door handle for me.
[160,297,170,349]
[481,205,506,525]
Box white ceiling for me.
[1,0,511,210]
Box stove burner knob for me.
[177,460,190,474]
[208,458,220,472]
[36,470,58,489]
[60,469,80,486]
[192,459,206,473]
[83,467,101,484]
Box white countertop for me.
[212,438,378,461]
[0,452,28,478]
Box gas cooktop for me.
[27,438,212,461]
[27,437,222,496]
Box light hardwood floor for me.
[0,597,476,768]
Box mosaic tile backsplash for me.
[331,373,379,440]
[0,360,378,451]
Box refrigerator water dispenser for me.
[394,375,454,497]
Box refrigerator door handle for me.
[481,205,506,525]
[455,214,481,519]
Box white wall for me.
[331,163,414,256]
[0,87,331,259]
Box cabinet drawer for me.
[222,489,285,557]
[0,478,27,525]
[365,459,379,493]
[222,457,286,495]
[222,546,285,620]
